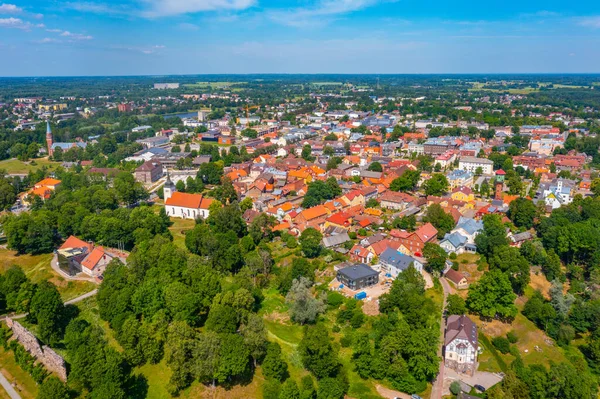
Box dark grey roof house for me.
[336,263,379,291]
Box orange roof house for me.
[21,177,62,204]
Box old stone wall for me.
[6,318,67,381]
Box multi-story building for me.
[458,156,493,175]
[444,315,479,376]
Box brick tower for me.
[494,169,506,200]
[46,120,53,157]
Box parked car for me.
[411,395,423,399]
[474,384,486,392]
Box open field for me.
[0,249,95,302]
[0,158,60,174]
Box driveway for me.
[443,368,503,395]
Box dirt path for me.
[375,384,411,399]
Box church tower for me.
[163,172,176,201]
[46,121,54,157]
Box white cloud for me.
[579,16,600,28]
[64,2,130,16]
[0,17,32,29]
[267,0,391,27]
[0,3,21,13]
[178,22,199,30]
[37,37,61,43]
[111,44,166,55]
[141,0,255,18]
[46,28,62,32]
[60,30,93,40]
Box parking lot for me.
[443,368,504,395]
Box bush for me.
[492,337,511,354]
[332,324,341,333]
[507,330,518,343]
[340,332,353,348]
[452,261,459,271]
[449,252,457,260]
[348,232,357,239]
[327,291,345,309]
[450,380,462,395]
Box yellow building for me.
[39,103,67,112]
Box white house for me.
[444,315,479,376]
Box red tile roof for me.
[165,192,212,209]
[59,236,93,252]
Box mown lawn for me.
[0,158,60,174]
[0,249,95,302]
[168,218,196,250]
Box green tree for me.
[29,281,65,345]
[445,294,467,315]
[508,198,537,229]
[37,376,70,399]
[299,228,323,258]
[475,214,509,257]
[423,203,455,238]
[286,277,326,325]
[368,162,383,172]
[423,174,449,196]
[390,170,421,192]
[467,269,517,320]
[262,342,289,381]
[298,324,340,379]
[423,243,448,273]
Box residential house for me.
[380,191,416,210]
[379,248,423,277]
[446,169,474,189]
[56,236,125,278]
[444,315,479,376]
[395,223,438,256]
[336,263,379,290]
[439,217,482,254]
[444,268,469,289]
[349,244,375,264]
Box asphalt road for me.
[430,277,453,399]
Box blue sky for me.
[1,0,600,76]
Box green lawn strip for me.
[478,333,507,372]
[74,296,122,352]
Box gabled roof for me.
[35,178,61,187]
[59,235,93,252]
[415,223,438,243]
[165,192,212,209]
[441,232,467,249]
[81,247,106,271]
[445,315,478,350]
[445,268,467,285]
